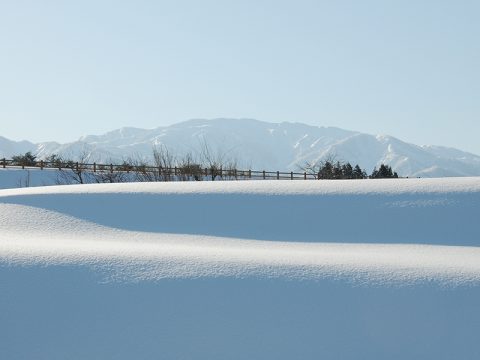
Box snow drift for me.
[1,178,480,284]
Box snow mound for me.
[1,178,480,284]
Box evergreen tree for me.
[332,161,343,179]
[11,152,37,166]
[353,164,367,179]
[371,164,398,178]
[342,163,354,179]
[319,161,334,179]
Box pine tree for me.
[11,152,37,166]
[353,165,366,179]
[342,163,354,179]
[371,164,398,178]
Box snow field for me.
[1,178,480,284]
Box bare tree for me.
[299,154,339,179]
[43,140,245,186]
[177,152,203,181]
[198,138,239,181]
[152,145,176,181]
[92,160,129,183]
[55,150,95,185]
[44,154,64,169]
[123,147,177,182]
[124,155,152,183]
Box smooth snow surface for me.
[3,178,480,359]
[1,178,480,284]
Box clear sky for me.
[1,0,479,153]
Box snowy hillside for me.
[2,179,480,358]
[2,179,480,359]
[2,118,480,177]
[2,178,480,280]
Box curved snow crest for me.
[2,178,479,246]
[1,204,480,285]
[1,177,480,197]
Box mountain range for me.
[1,118,480,177]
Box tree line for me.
[8,144,239,185]
[8,148,399,186]
[301,157,398,180]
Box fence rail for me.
[0,158,322,181]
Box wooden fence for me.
[0,158,321,181]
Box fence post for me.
[40,160,44,170]
[291,171,293,180]
[248,169,251,179]
[263,170,266,179]
[2,158,5,168]
[304,172,306,180]
[277,171,279,180]
[110,164,113,173]
[93,163,96,172]
[174,166,177,176]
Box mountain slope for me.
[0,136,36,158]
[1,118,480,177]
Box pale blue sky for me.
[1,0,479,153]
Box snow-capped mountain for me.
[0,136,37,158]
[1,118,480,177]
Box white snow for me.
[3,118,480,177]
[1,178,480,284]
[1,174,479,195]
[2,177,480,358]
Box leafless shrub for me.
[299,154,338,177]
[55,150,95,185]
[93,170,128,183]
[125,156,153,182]
[198,138,238,181]
[153,145,176,181]
[89,159,129,183]
[177,152,203,181]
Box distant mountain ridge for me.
[1,118,480,177]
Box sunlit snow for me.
[1,178,480,284]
